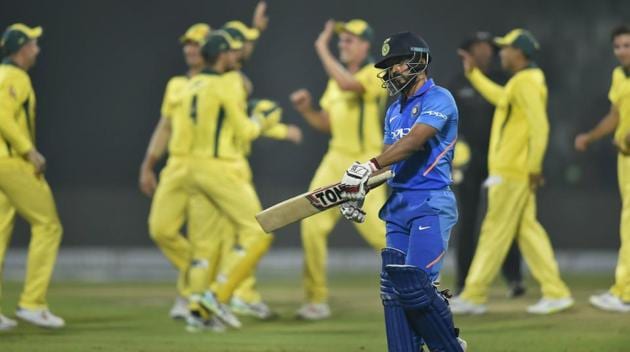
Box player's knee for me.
[33,218,63,243]
[148,218,173,243]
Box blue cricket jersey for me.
[383,78,458,190]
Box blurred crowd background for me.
[1,0,629,250]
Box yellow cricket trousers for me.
[612,154,630,301]
[301,149,386,303]
[0,158,62,311]
[461,175,571,304]
[149,156,272,302]
[188,157,264,303]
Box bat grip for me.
[366,170,394,188]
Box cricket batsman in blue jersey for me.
[338,32,467,352]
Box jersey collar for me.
[410,78,435,98]
[201,68,220,75]
[1,58,21,69]
[398,78,434,111]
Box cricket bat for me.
[255,170,394,233]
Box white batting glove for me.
[340,160,379,200]
[340,200,366,223]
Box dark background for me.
[1,0,629,249]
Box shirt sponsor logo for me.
[422,110,448,120]
[390,127,412,140]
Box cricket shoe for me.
[526,297,574,314]
[199,292,242,329]
[230,297,278,320]
[458,337,468,351]
[170,295,190,320]
[185,311,226,333]
[589,292,630,313]
[449,296,487,315]
[16,307,65,329]
[295,303,331,320]
[0,314,17,331]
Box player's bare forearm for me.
[374,124,437,167]
[587,105,619,142]
[315,43,364,93]
[301,109,331,133]
[142,116,171,169]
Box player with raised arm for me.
[290,19,387,320]
[0,24,64,330]
[575,24,630,313]
[338,32,466,352]
[451,29,572,315]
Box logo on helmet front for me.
[382,38,391,56]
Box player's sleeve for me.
[262,123,289,139]
[160,79,176,118]
[465,67,505,106]
[221,91,262,142]
[0,81,33,154]
[512,78,549,174]
[355,66,385,100]
[414,91,456,132]
[383,104,395,145]
[608,68,620,106]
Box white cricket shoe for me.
[0,314,17,331]
[449,296,487,315]
[16,307,65,329]
[185,312,226,333]
[199,292,242,329]
[230,297,278,320]
[295,303,331,320]
[169,296,189,320]
[526,297,574,314]
[589,292,630,313]
[458,337,468,351]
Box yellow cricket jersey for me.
[319,63,387,155]
[170,69,261,159]
[610,67,630,151]
[467,66,549,179]
[0,60,36,158]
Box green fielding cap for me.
[494,28,540,58]
[1,23,42,56]
[202,30,243,59]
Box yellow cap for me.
[1,24,42,55]
[179,23,211,44]
[334,19,373,41]
[223,21,259,41]
[494,29,540,57]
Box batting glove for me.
[340,159,380,201]
[340,200,366,223]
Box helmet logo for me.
[382,38,391,56]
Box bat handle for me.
[366,170,394,188]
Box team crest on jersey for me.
[412,105,420,117]
[382,38,390,56]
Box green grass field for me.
[0,273,629,352]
